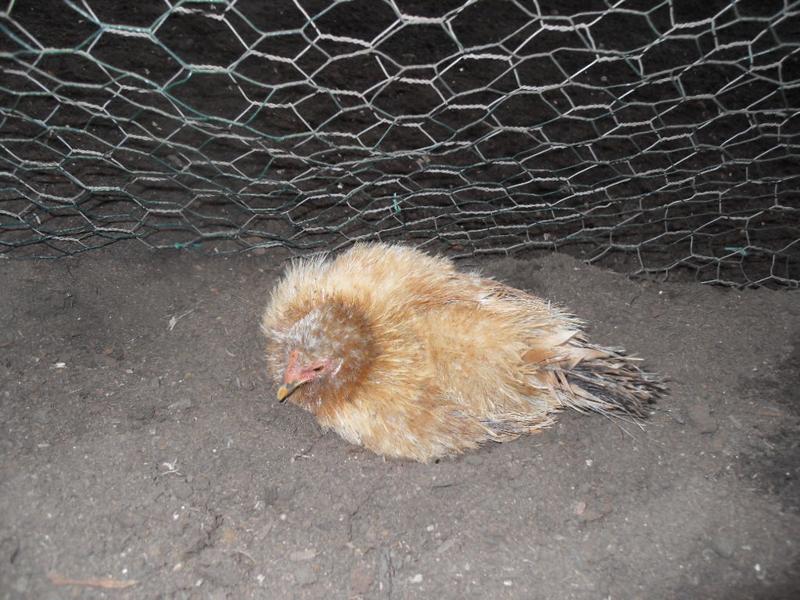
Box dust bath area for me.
[1,246,798,599]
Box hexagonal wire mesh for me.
[0,0,798,286]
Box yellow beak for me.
[277,381,304,402]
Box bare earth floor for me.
[0,246,798,599]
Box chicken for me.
[262,243,663,462]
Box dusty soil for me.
[0,245,798,599]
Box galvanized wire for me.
[1,0,798,286]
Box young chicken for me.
[262,243,663,462]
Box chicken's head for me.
[273,300,373,411]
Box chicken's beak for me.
[277,380,304,402]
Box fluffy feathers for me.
[262,243,663,462]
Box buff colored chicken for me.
[262,243,663,462]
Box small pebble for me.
[290,548,317,561]
[709,534,735,558]
[168,398,193,411]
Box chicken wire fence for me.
[1,0,799,287]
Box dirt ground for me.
[0,245,798,599]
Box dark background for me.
[1,0,798,286]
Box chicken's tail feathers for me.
[537,342,665,419]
